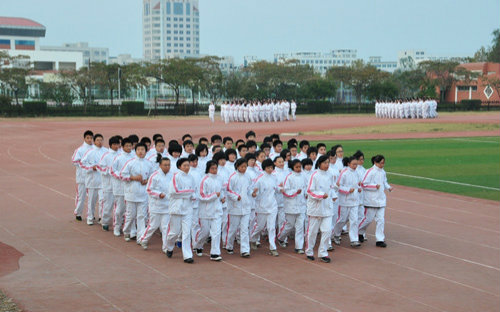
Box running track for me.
[0,114,498,311]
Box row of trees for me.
[1,29,499,109]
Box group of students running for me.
[72,130,392,264]
[375,98,438,119]
[210,100,298,123]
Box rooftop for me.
[0,17,46,37]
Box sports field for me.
[0,112,499,312]
[317,136,500,201]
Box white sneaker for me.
[140,241,148,250]
[333,236,341,246]
[113,231,120,237]
[87,219,94,225]
[124,234,131,242]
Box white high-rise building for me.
[142,0,200,60]
[274,49,357,75]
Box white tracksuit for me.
[98,149,118,226]
[72,142,93,217]
[209,104,215,122]
[278,171,307,250]
[291,101,297,120]
[334,167,360,242]
[305,169,337,258]
[166,172,196,260]
[110,151,134,236]
[120,157,155,240]
[189,167,202,246]
[139,168,173,252]
[194,173,224,255]
[273,167,289,233]
[81,146,107,223]
[250,172,279,250]
[355,165,367,229]
[360,165,391,242]
[218,165,230,245]
[225,171,252,253]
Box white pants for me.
[277,213,305,250]
[194,216,222,255]
[123,200,147,238]
[291,109,296,121]
[113,195,126,235]
[74,183,87,217]
[221,207,228,246]
[250,211,277,250]
[101,191,114,226]
[86,188,100,222]
[358,207,385,242]
[139,212,170,252]
[166,214,193,259]
[277,206,285,232]
[305,215,332,258]
[225,214,250,253]
[191,207,200,246]
[333,205,359,242]
[209,113,214,123]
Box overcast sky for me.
[2,0,499,64]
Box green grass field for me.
[314,136,500,201]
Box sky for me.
[2,0,499,64]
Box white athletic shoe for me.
[87,219,94,225]
[140,241,148,250]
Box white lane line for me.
[382,236,500,272]
[450,138,500,144]
[0,225,125,312]
[390,207,500,234]
[340,246,499,298]
[7,146,30,166]
[38,144,64,164]
[387,172,499,191]
[391,196,498,220]
[221,258,341,312]
[387,221,500,250]
[281,253,446,312]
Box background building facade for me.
[41,42,109,66]
[142,0,200,60]
[274,49,357,74]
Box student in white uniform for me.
[98,136,121,231]
[72,130,94,221]
[146,139,166,164]
[305,155,337,263]
[359,155,393,248]
[193,160,225,261]
[291,100,297,121]
[277,159,307,253]
[139,156,173,252]
[213,152,230,247]
[224,158,253,257]
[250,159,281,256]
[297,140,309,161]
[273,156,288,238]
[120,143,155,243]
[353,150,367,241]
[165,158,196,263]
[208,102,215,123]
[333,156,361,247]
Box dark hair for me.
[140,137,151,144]
[157,154,170,164]
[245,130,256,139]
[223,136,233,144]
[188,154,198,162]
[280,149,290,160]
[152,133,163,142]
[342,155,355,167]
[195,144,208,156]
[205,160,218,174]
[225,148,237,159]
[121,138,132,147]
[299,140,310,149]
[176,158,189,169]
[212,145,221,152]
[168,144,182,156]
[272,139,283,148]
[198,137,208,145]
[183,140,194,148]
[288,143,297,150]
[315,155,329,169]
[307,146,318,157]
[263,136,272,145]
[168,139,179,147]
[273,155,284,163]
[301,158,313,168]
[289,159,302,170]
[135,142,147,152]
[83,130,94,138]
[245,152,256,161]
[128,134,139,144]
[246,140,257,149]
[234,158,247,170]
[270,133,280,141]
[353,150,364,160]
[287,138,298,148]
[235,139,245,147]
[211,134,222,143]
[316,143,326,150]
[115,135,123,142]
[93,133,103,141]
[182,134,192,141]
[261,158,275,171]
[237,144,247,152]
[331,144,343,154]
[371,154,385,165]
[109,136,120,146]
[212,151,226,164]
[255,150,266,159]
[260,143,271,151]
[155,138,165,145]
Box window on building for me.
[187,43,191,47]
[174,17,178,21]
[166,17,171,21]
[174,49,178,53]
[180,43,184,47]
[167,43,171,47]
[153,23,160,27]
[174,3,183,15]
[187,50,191,54]
[174,43,178,47]
[179,18,183,22]
[186,24,190,28]
[174,30,178,34]
[186,37,190,41]
[166,23,171,27]
[167,36,171,40]
[179,24,183,28]
[167,30,171,34]
[174,24,178,28]
[179,37,184,41]
[174,37,178,40]
[186,18,190,22]
[144,3,150,16]
[187,30,191,34]
[179,30,183,34]
[180,49,184,53]
[167,49,171,53]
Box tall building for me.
[274,49,357,75]
[397,50,465,70]
[368,56,398,73]
[142,0,200,60]
[41,42,109,66]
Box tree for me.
[390,69,426,98]
[488,29,500,62]
[0,67,30,105]
[298,76,337,100]
[39,81,75,106]
[60,67,93,113]
[418,60,460,101]
[145,58,192,107]
[199,56,224,103]
[366,79,399,101]
[93,63,121,105]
